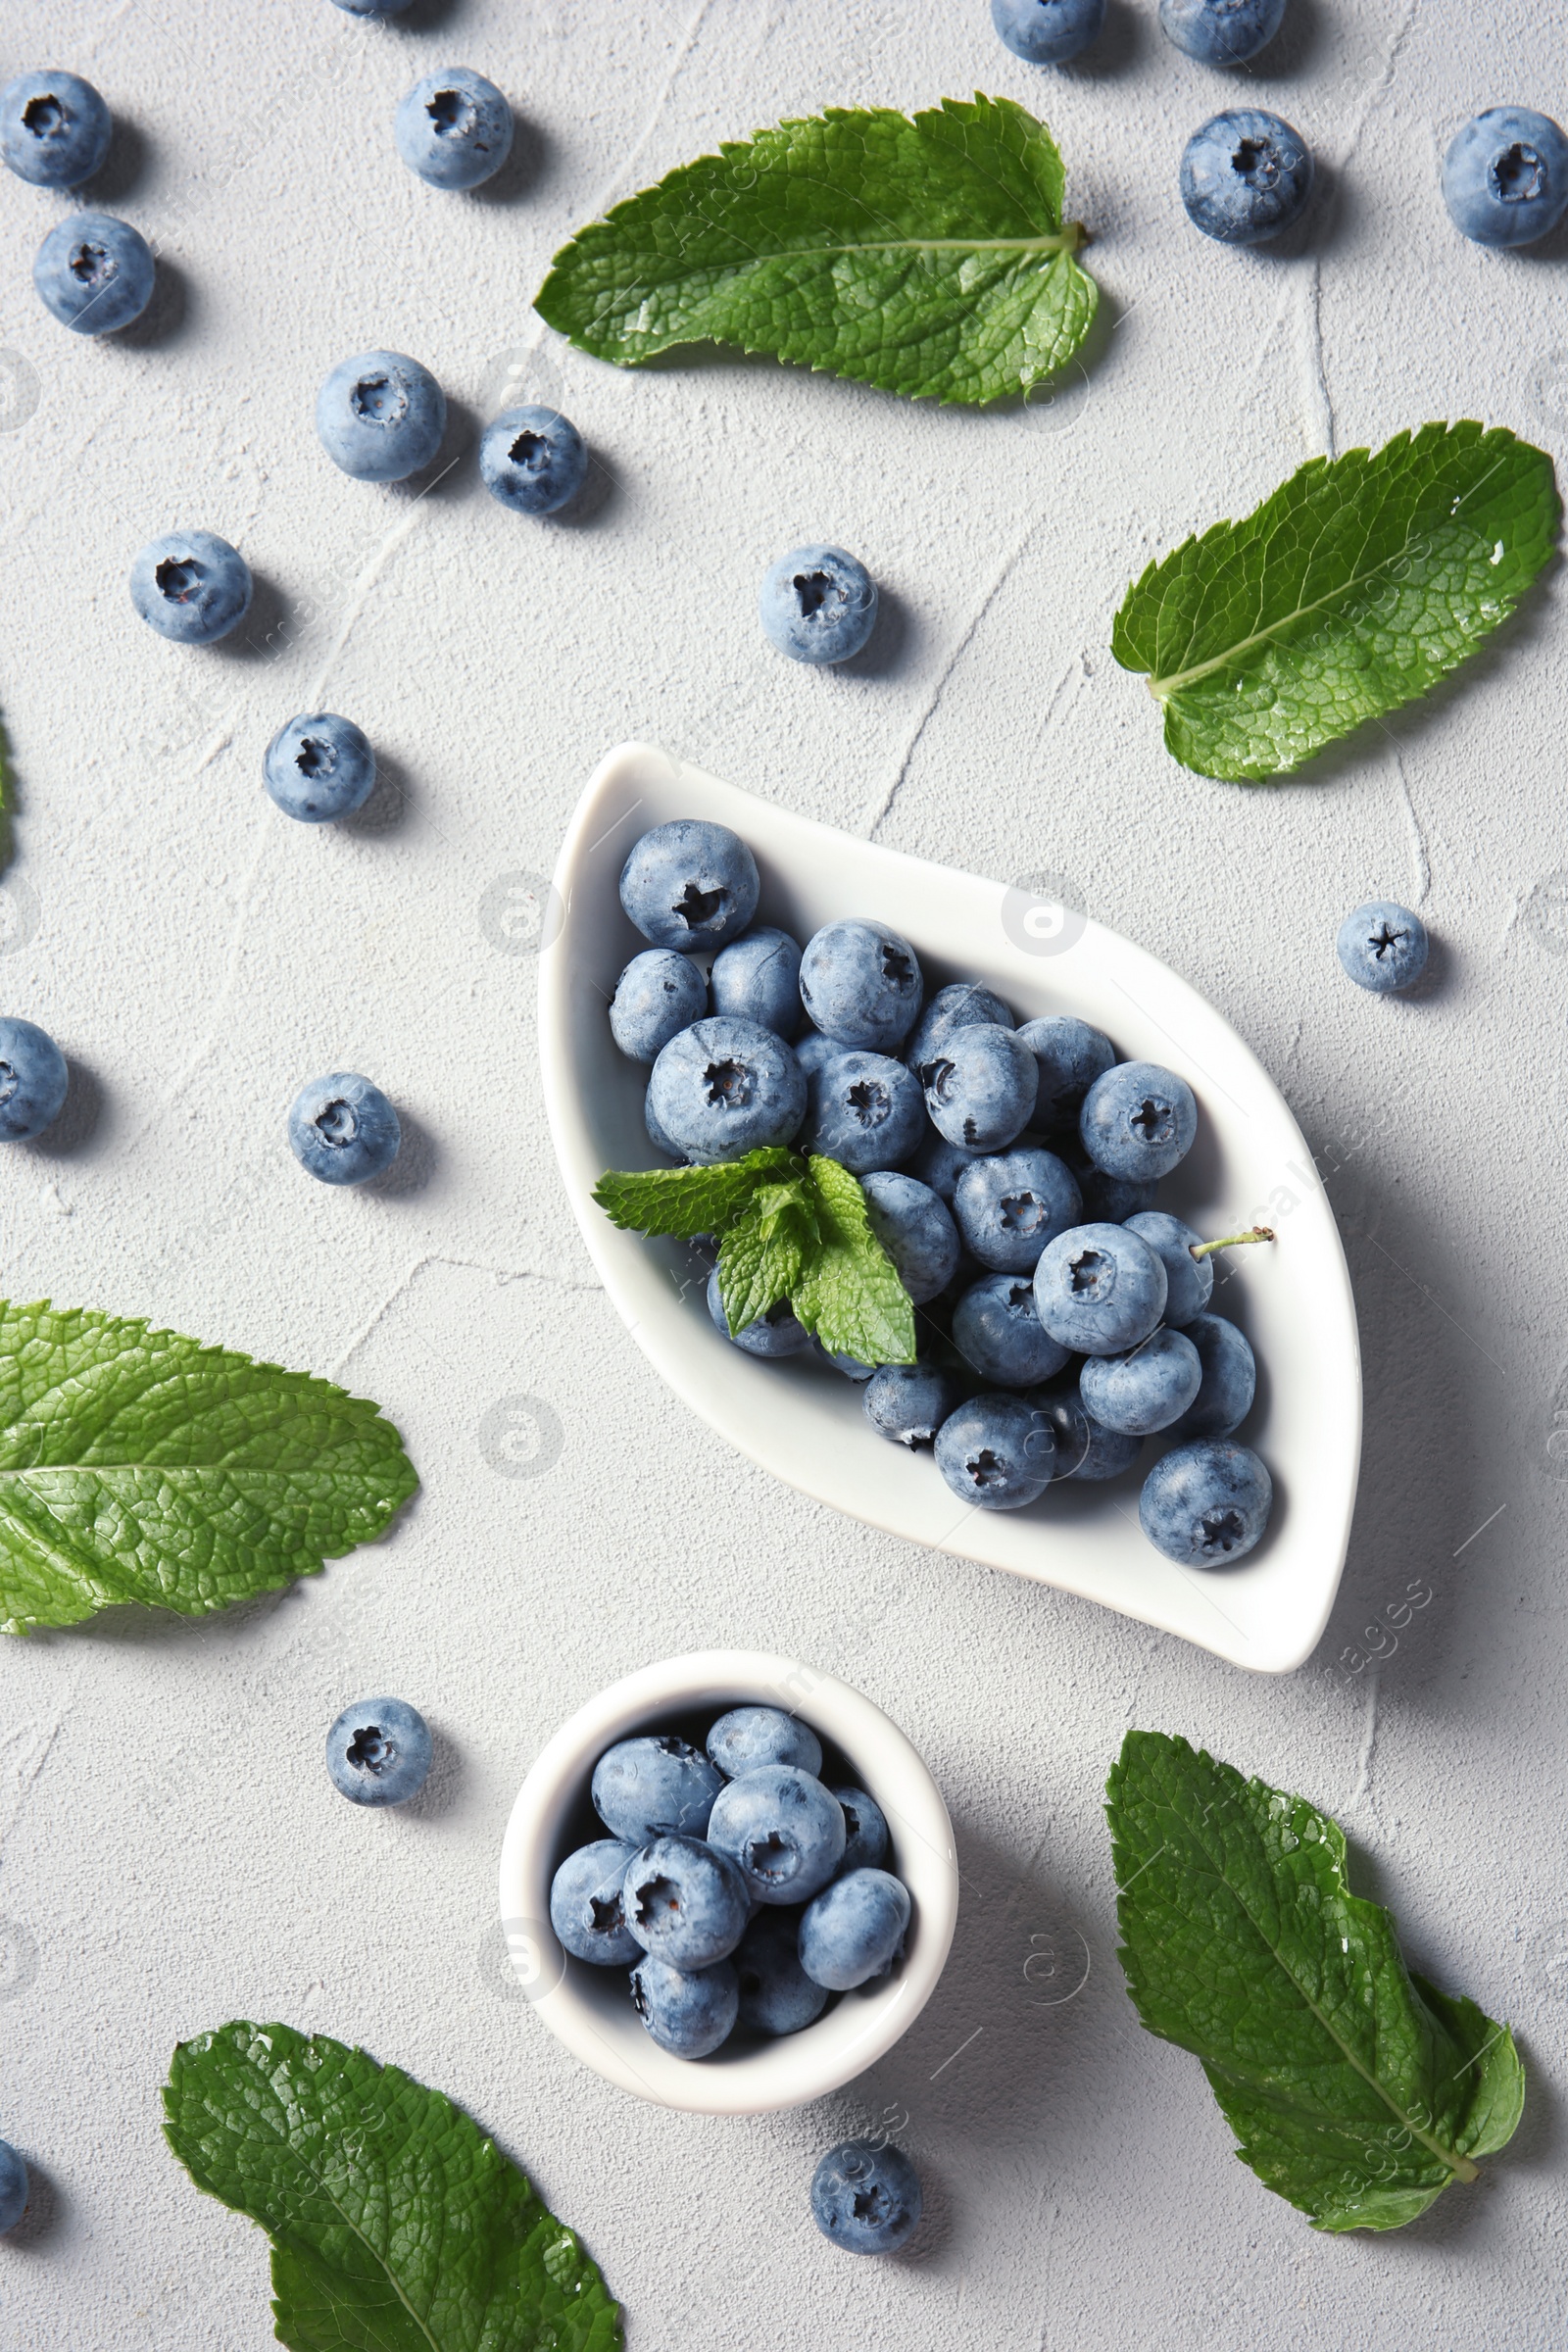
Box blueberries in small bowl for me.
[708,1705,822,1779]
[1443,107,1568,249]
[548,1838,641,1966]
[325,1697,431,1806]
[479,405,588,515]
[265,712,377,823]
[1181,111,1314,246]
[811,2139,922,2255]
[0,1016,70,1144]
[760,544,878,664]
[592,1733,723,1843]
[288,1072,402,1186]
[35,213,154,334]
[395,69,514,191]
[992,0,1105,66]
[708,1764,846,1904]
[2,70,112,187]
[130,531,253,646]
[799,1866,911,1988]
[317,351,447,482]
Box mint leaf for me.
[792,1156,916,1365]
[716,1173,818,1335]
[0,1300,416,1636]
[164,2021,622,2352]
[534,95,1099,406]
[592,1149,796,1240]
[1106,1731,1526,2232]
[1111,422,1559,780]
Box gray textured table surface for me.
[1,2,1563,2344]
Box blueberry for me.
[610,950,708,1062]
[707,1706,823,1780]
[1181,110,1314,245]
[264,711,376,823]
[592,1733,724,1843]
[952,1273,1071,1389]
[902,981,1012,1072]
[799,1868,911,1990]
[953,1147,1081,1272]
[2,70,111,187]
[317,351,447,482]
[0,1017,69,1143]
[919,1023,1038,1152]
[810,2140,922,2256]
[1443,109,1568,248]
[1336,900,1429,993]
[479,404,587,515]
[803,1051,926,1174]
[645,1083,685,1161]
[287,1072,401,1186]
[832,1787,890,1871]
[548,1838,642,1966]
[649,1017,805,1163]
[324,1697,431,1806]
[992,0,1106,65]
[622,1833,750,1969]
[760,544,877,664]
[620,820,760,953]
[1034,1222,1168,1355]
[1080,1327,1203,1435]
[0,2140,27,2235]
[1014,1015,1115,1136]
[934,1392,1055,1507]
[630,1951,739,2057]
[395,69,514,190]
[331,0,415,12]
[129,530,253,647]
[792,1028,841,1083]
[33,211,153,336]
[814,1339,878,1381]
[1160,0,1287,66]
[800,920,923,1052]
[710,1271,812,1359]
[1170,1311,1255,1437]
[1140,1439,1273,1564]
[1081,1167,1157,1220]
[708,1766,847,1906]
[863,1360,964,1447]
[859,1172,961,1303]
[733,1909,830,2036]
[906,1128,985,1203]
[710,928,803,1038]
[1031,1375,1143,1481]
[1079,1060,1197,1183]
[1124,1210,1213,1326]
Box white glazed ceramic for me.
[539,743,1361,1674]
[497,1650,959,2114]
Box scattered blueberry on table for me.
[316,350,447,482]
[550,1703,914,2060]
[1,69,111,186]
[395,69,514,190]
[264,712,377,823]
[0,1016,68,1144]
[1160,0,1288,66]
[1443,107,1568,248]
[991,0,1106,67]
[325,1697,431,1806]
[810,2139,923,2255]
[1336,900,1429,993]
[129,530,253,645]
[34,211,154,333]
[479,404,588,514]
[759,544,878,664]
[1180,110,1314,245]
[0,2139,28,2235]
[288,1072,402,1186]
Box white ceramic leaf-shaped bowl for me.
[539,742,1360,1674]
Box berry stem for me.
[1190,1226,1275,1262]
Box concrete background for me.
[0,1,1564,2343]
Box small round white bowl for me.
[497,1649,959,2115]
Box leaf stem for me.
[1190,1226,1275,1262]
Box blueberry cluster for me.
[550,1706,911,2062]
[611,817,1277,1568]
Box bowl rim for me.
[497,1649,959,2115]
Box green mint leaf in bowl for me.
[534,95,1099,407]
[1112,421,1559,780]
[1107,1731,1526,2231]
[592,1146,796,1239]
[0,1299,416,1635]
[163,2021,623,2352]
[793,1155,916,1367]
